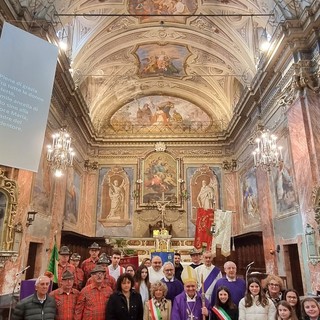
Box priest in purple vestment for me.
[171,266,211,320]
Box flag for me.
[211,209,233,257]
[47,240,59,283]
[194,208,214,250]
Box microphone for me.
[16,265,30,276]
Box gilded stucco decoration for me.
[0,169,18,251]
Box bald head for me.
[151,256,163,271]
[224,261,237,279]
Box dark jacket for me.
[106,290,143,320]
[174,263,184,282]
[12,293,56,320]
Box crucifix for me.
[156,191,171,229]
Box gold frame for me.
[137,151,182,209]
[0,169,18,251]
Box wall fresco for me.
[110,95,211,133]
[240,167,261,228]
[271,135,298,215]
[64,168,81,224]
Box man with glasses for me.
[74,265,113,320]
[161,261,184,302]
[85,253,116,291]
[12,275,56,320]
[81,242,101,285]
[49,270,79,320]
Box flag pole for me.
[201,274,206,320]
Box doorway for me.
[283,243,304,295]
[26,242,41,280]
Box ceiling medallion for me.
[155,142,166,152]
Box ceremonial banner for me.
[212,209,233,257]
[194,208,214,250]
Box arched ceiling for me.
[51,0,276,136]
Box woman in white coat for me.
[239,277,276,320]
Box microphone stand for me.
[8,266,30,320]
[245,262,254,286]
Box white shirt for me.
[196,264,222,301]
[148,266,164,284]
[108,264,125,280]
[139,281,149,305]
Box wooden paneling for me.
[61,231,112,263]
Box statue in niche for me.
[99,166,130,227]
[197,179,215,210]
[108,179,125,219]
[191,165,220,221]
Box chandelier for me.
[47,128,75,177]
[252,128,283,172]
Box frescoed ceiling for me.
[27,0,297,137]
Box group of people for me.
[11,244,320,320]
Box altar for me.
[151,229,174,263]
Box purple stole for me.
[199,267,220,293]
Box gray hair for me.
[35,275,50,286]
[163,261,174,269]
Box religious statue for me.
[108,179,125,219]
[196,179,215,210]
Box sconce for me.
[26,210,37,227]
[270,245,280,255]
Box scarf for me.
[212,306,232,320]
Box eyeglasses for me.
[268,283,280,287]
[164,269,174,272]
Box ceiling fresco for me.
[135,44,191,78]
[23,0,304,136]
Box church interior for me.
[0,0,320,313]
